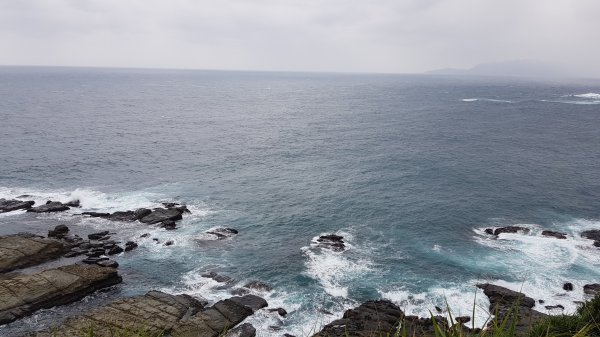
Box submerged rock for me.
[542,230,567,239]
[88,231,110,240]
[583,284,600,296]
[0,198,35,213]
[124,241,138,252]
[269,307,288,317]
[0,234,65,273]
[206,227,239,239]
[27,201,70,213]
[0,264,121,325]
[202,271,233,283]
[243,280,273,292]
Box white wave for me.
[471,219,600,317]
[573,93,600,99]
[539,99,600,105]
[303,231,371,298]
[461,98,514,103]
[380,284,491,328]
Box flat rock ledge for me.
[0,234,66,273]
[26,291,257,337]
[0,264,122,325]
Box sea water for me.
[1,67,599,336]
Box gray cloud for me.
[1,0,599,76]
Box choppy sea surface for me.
[1,67,599,336]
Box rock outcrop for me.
[27,201,70,213]
[476,283,545,331]
[0,264,121,324]
[541,230,567,239]
[485,226,530,236]
[0,234,65,273]
[315,234,346,252]
[0,198,35,213]
[584,284,600,296]
[581,230,600,247]
[82,204,189,227]
[313,300,407,337]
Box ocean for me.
[1,66,599,336]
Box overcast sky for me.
[1,0,599,76]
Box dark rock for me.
[162,202,179,208]
[225,323,256,337]
[583,284,600,295]
[140,233,150,238]
[124,241,138,252]
[0,264,121,325]
[88,231,110,240]
[316,234,346,251]
[0,198,35,213]
[230,294,268,311]
[98,235,111,241]
[161,219,177,230]
[313,300,404,337]
[64,200,80,207]
[164,240,174,246]
[581,230,600,241]
[284,334,296,337]
[27,201,70,213]
[82,208,152,222]
[455,316,470,324]
[139,208,184,224]
[243,280,273,292]
[484,228,494,235]
[202,271,233,283]
[48,224,70,238]
[82,257,108,264]
[493,226,530,236]
[435,306,443,313]
[563,282,574,291]
[97,260,119,268]
[0,234,66,272]
[206,227,239,239]
[81,211,111,217]
[269,307,288,317]
[107,245,124,255]
[538,299,545,304]
[477,283,535,309]
[541,230,567,239]
[545,305,564,310]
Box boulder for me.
[0,264,121,324]
[202,271,233,283]
[313,300,405,337]
[88,231,110,240]
[581,230,600,247]
[64,200,80,207]
[206,227,239,239]
[541,230,567,239]
[0,234,65,273]
[243,280,273,292]
[139,208,184,224]
[269,307,288,317]
[47,224,70,238]
[563,283,574,291]
[476,283,545,331]
[172,298,254,337]
[545,305,564,310]
[316,234,346,251]
[107,245,124,255]
[229,294,268,311]
[124,241,138,252]
[27,201,70,213]
[583,284,600,296]
[492,226,530,236]
[161,219,177,230]
[164,240,174,246]
[225,323,256,337]
[0,198,35,213]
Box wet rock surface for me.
[486,226,531,236]
[26,201,70,213]
[541,230,567,239]
[0,199,35,213]
[0,264,121,325]
[225,322,256,337]
[476,283,545,331]
[315,234,346,251]
[206,227,239,239]
[584,283,600,296]
[0,234,66,273]
[581,230,600,247]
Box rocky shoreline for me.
[0,198,599,336]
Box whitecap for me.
[573,93,600,99]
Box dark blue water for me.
[1,67,599,335]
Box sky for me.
[1,0,599,76]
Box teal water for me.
[1,67,599,335]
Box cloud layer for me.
[1,0,599,76]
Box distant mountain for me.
[427,59,570,78]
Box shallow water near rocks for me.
[1,67,600,336]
